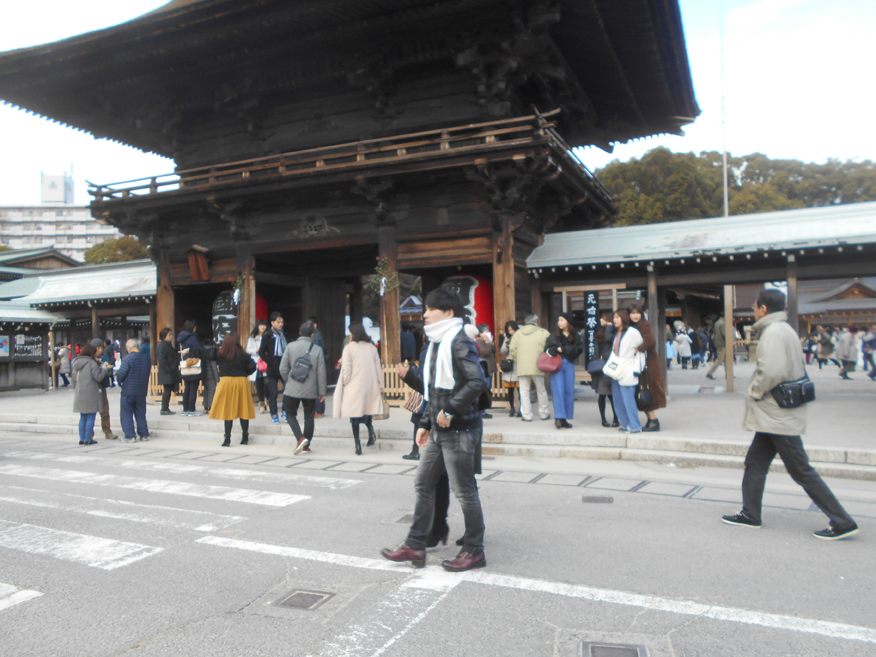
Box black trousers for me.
[161,384,174,412]
[182,380,199,412]
[265,376,280,416]
[742,432,855,528]
[284,397,315,441]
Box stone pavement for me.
[1,360,874,479]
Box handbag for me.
[770,372,815,409]
[602,352,632,381]
[256,357,267,373]
[404,390,423,413]
[586,358,605,374]
[289,344,314,383]
[537,352,562,374]
[636,364,653,410]
[180,357,201,377]
[499,358,514,373]
[372,392,390,420]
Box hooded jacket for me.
[743,311,807,436]
[72,355,109,413]
[509,323,550,377]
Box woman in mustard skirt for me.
[207,333,257,446]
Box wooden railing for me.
[88,110,610,206]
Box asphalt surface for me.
[0,431,873,657]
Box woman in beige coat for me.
[333,323,386,455]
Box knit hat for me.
[559,312,576,331]
[89,338,104,348]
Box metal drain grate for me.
[274,590,334,610]
[582,496,614,504]
[584,642,646,657]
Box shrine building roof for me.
[0,0,698,158]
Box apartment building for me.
[0,204,122,262]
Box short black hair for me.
[182,319,197,333]
[425,287,462,318]
[756,288,786,314]
[159,327,172,341]
[307,315,318,326]
[270,311,283,323]
[299,321,315,337]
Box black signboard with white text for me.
[583,292,599,364]
[212,291,237,345]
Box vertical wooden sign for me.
[583,291,599,364]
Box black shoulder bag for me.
[770,371,815,409]
[289,344,314,383]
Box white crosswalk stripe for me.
[0,582,42,612]
[0,485,246,531]
[1,451,360,489]
[0,464,309,507]
[0,521,163,570]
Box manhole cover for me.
[582,496,614,504]
[274,590,334,610]
[397,514,414,523]
[584,642,646,657]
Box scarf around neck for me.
[273,327,288,357]
[422,317,464,401]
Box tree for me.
[596,148,876,226]
[84,236,149,264]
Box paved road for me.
[1,435,873,656]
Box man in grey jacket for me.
[722,289,858,540]
[279,322,326,455]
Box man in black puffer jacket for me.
[382,287,489,573]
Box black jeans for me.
[407,428,484,551]
[284,397,315,441]
[742,432,855,528]
[161,384,174,412]
[182,380,199,413]
[265,376,280,416]
[254,376,266,403]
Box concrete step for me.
[1,414,874,480]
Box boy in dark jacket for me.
[382,287,488,573]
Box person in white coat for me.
[675,330,692,369]
[333,323,386,455]
[722,289,858,540]
[607,309,644,433]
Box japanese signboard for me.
[14,334,44,358]
[583,292,599,364]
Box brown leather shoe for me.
[441,548,486,572]
[380,543,426,568]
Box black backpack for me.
[289,344,314,383]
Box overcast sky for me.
[0,0,873,205]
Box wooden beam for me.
[787,255,798,334]
[492,215,515,333]
[237,248,255,345]
[91,304,99,337]
[530,275,542,321]
[156,251,175,342]
[657,286,667,381]
[724,285,734,393]
[378,225,401,365]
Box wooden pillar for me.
[121,316,129,352]
[350,278,364,325]
[156,251,175,346]
[787,255,799,335]
[236,249,256,347]
[48,329,56,390]
[657,286,667,380]
[530,275,542,321]
[149,300,158,365]
[91,304,99,337]
[491,214,515,332]
[378,225,401,365]
[724,284,735,392]
[647,265,663,372]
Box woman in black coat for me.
[177,320,203,416]
[156,327,182,415]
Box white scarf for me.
[422,317,463,401]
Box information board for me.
[14,334,44,358]
[583,292,599,364]
[212,291,238,345]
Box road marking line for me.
[0,582,43,612]
[0,485,246,531]
[0,520,162,570]
[1,451,360,489]
[0,464,308,507]
[197,537,876,645]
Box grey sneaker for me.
[122,437,137,444]
[814,523,858,540]
[138,434,150,442]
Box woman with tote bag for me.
[603,309,644,433]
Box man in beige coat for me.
[509,313,551,422]
[722,289,858,540]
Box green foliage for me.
[367,257,400,295]
[84,235,149,264]
[0,245,12,253]
[596,148,876,226]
